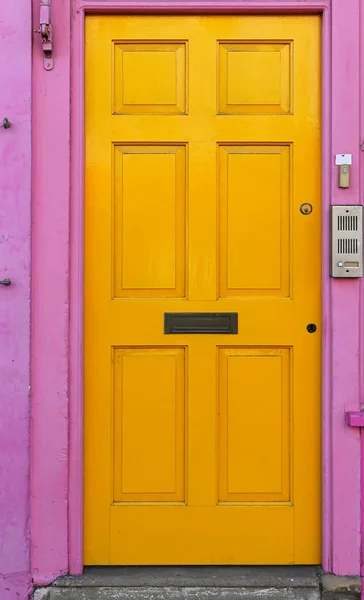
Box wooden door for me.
[84,14,321,565]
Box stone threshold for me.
[32,567,361,600]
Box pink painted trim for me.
[321,5,332,574]
[69,0,333,575]
[31,0,71,585]
[360,0,364,579]
[346,413,364,428]
[24,0,355,579]
[80,0,329,11]
[69,6,85,576]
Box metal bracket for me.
[346,412,364,427]
[37,0,53,70]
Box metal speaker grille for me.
[337,215,358,231]
[331,206,363,278]
[337,238,358,254]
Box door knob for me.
[0,279,11,286]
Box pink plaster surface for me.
[0,1,31,599]
[31,0,363,584]
[30,0,71,586]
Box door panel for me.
[113,144,186,297]
[84,14,321,565]
[218,347,291,503]
[218,144,291,297]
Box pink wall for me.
[29,0,363,587]
[0,1,32,599]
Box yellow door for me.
[84,15,321,565]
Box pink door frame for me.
[30,0,364,585]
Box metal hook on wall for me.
[35,0,53,70]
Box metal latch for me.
[36,0,53,70]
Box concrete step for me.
[33,567,360,600]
